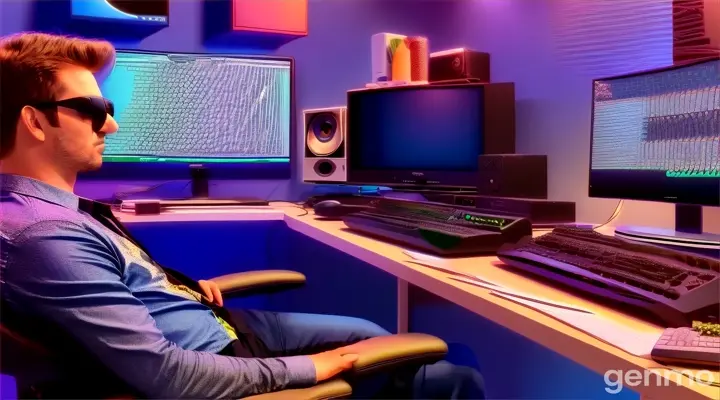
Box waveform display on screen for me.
[591,59,720,178]
[100,52,292,162]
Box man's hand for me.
[198,279,223,306]
[308,349,359,382]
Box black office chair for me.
[0,269,448,399]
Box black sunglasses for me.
[32,96,114,132]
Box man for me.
[0,32,486,399]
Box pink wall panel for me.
[673,0,719,62]
[232,0,307,35]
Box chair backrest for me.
[0,304,139,399]
[0,305,58,381]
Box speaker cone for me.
[307,112,343,156]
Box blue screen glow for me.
[348,87,484,171]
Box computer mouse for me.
[313,200,371,219]
[314,200,342,210]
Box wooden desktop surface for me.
[116,204,720,400]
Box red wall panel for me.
[673,0,720,61]
[232,0,308,35]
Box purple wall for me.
[3,0,719,227]
[447,0,719,231]
[5,0,715,231]
[0,0,459,202]
[450,0,681,226]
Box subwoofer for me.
[303,107,347,183]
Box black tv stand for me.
[614,204,720,254]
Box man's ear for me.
[18,106,47,143]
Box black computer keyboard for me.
[341,198,532,256]
[497,226,720,327]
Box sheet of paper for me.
[407,261,503,287]
[403,251,661,357]
[404,250,445,262]
[450,276,592,314]
[491,292,661,357]
[402,250,503,287]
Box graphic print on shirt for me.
[109,231,238,340]
[112,231,203,302]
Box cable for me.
[268,201,308,217]
[593,200,624,231]
[530,200,624,234]
[264,181,309,216]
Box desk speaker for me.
[303,107,347,183]
[429,49,490,83]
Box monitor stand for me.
[190,164,210,199]
[177,164,268,206]
[614,204,720,253]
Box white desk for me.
[116,204,720,400]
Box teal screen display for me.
[98,51,292,164]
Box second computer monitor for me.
[589,57,720,206]
[346,83,515,189]
[91,50,293,179]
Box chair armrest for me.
[244,379,352,400]
[345,333,448,375]
[242,333,446,400]
[210,270,306,298]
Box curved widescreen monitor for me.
[71,0,169,24]
[589,57,720,206]
[86,50,294,180]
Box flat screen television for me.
[346,83,515,189]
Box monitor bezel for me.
[82,49,295,181]
[345,83,487,190]
[587,56,720,207]
[70,0,171,25]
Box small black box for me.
[477,154,547,199]
[429,49,490,83]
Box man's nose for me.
[102,114,119,134]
